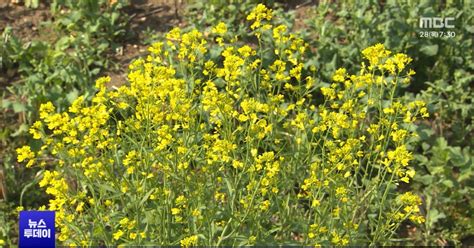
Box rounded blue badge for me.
[19,211,55,248]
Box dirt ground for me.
[0,0,185,87]
[0,0,314,87]
[109,0,186,84]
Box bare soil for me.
[0,0,184,88]
[107,0,185,86]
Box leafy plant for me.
[50,0,130,47]
[18,5,429,246]
[304,0,474,244]
[0,202,17,246]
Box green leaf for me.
[12,102,26,113]
[139,189,155,206]
[465,25,474,33]
[458,170,473,182]
[11,124,29,137]
[420,44,439,56]
[416,174,433,185]
[97,183,117,193]
[224,177,234,200]
[66,89,79,104]
[441,179,454,188]
[1,99,11,109]
[25,0,39,8]
[97,42,110,52]
[427,208,446,226]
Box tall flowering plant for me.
[17,4,427,246]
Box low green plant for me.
[50,0,130,50]
[421,69,474,148]
[412,134,474,245]
[2,0,131,127]
[0,202,17,246]
[0,27,21,74]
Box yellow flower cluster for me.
[180,235,198,247]
[38,170,72,241]
[211,22,227,46]
[362,43,392,69]
[246,3,273,30]
[165,27,207,63]
[16,145,35,167]
[397,192,425,224]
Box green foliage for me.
[422,70,474,147]
[185,0,293,38]
[0,202,17,246]
[2,35,98,117]
[51,0,130,48]
[24,0,40,9]
[304,0,474,244]
[0,27,21,73]
[413,134,474,245]
[306,0,473,85]
[1,0,131,126]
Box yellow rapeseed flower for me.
[180,235,198,247]
[16,145,35,167]
[113,230,124,240]
[212,22,227,35]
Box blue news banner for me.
[19,211,55,248]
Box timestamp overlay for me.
[419,31,456,38]
[419,16,457,38]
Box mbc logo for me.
[419,17,455,28]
